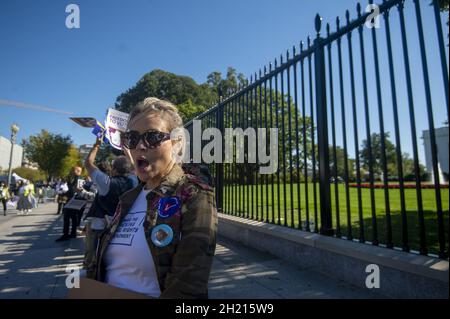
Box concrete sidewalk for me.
[0,203,380,299]
[0,203,84,298]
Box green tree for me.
[206,67,246,98]
[115,69,216,121]
[22,130,72,181]
[360,133,397,178]
[115,67,247,124]
[401,153,428,181]
[59,145,83,178]
[360,133,428,180]
[177,99,209,123]
[329,146,356,181]
[437,0,449,13]
[435,0,449,43]
[438,0,449,9]
[206,71,222,94]
[12,167,47,182]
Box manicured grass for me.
[223,182,449,256]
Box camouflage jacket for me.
[88,164,217,299]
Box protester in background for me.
[84,142,138,220]
[82,176,94,192]
[14,181,22,197]
[72,175,97,233]
[16,180,32,215]
[16,181,22,196]
[77,175,98,234]
[97,161,112,177]
[16,180,23,211]
[76,176,97,233]
[75,177,86,228]
[44,183,53,202]
[55,179,69,214]
[82,142,138,276]
[55,166,83,241]
[81,161,110,273]
[0,182,10,216]
[37,184,45,204]
[88,97,217,299]
[28,180,37,210]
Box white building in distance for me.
[79,144,93,161]
[0,135,23,172]
[422,126,449,183]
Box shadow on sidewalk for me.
[208,235,381,299]
[0,205,85,299]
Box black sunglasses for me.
[121,130,171,149]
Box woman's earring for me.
[171,142,184,164]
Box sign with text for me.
[105,108,129,150]
[70,117,97,128]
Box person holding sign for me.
[83,140,138,275]
[55,166,85,242]
[89,97,217,299]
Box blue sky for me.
[0,0,448,165]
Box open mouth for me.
[136,157,150,169]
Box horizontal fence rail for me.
[185,0,449,259]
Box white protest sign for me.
[105,108,129,150]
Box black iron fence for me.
[185,0,449,259]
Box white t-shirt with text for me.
[104,189,161,297]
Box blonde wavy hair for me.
[127,97,183,132]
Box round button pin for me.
[151,224,174,248]
[158,196,181,218]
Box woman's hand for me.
[85,138,102,176]
[94,138,102,148]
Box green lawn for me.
[222,183,449,256]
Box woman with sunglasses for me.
[89,97,217,299]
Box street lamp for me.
[7,123,20,187]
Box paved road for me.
[0,203,380,299]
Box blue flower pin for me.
[157,196,181,218]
